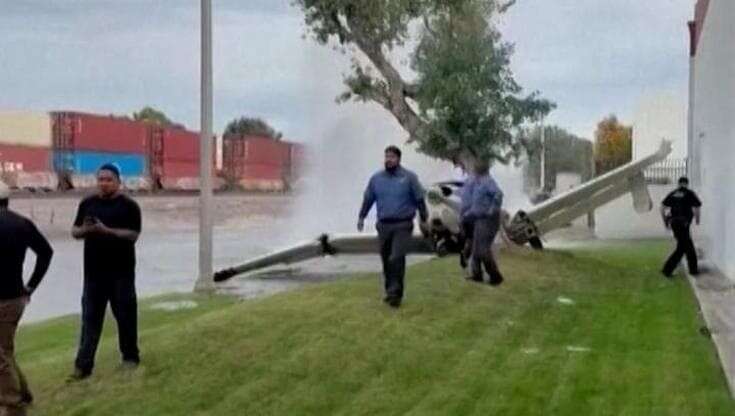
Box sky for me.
[0,0,694,142]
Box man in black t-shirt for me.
[69,164,142,381]
[661,176,702,277]
[0,181,53,414]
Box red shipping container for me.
[162,159,199,178]
[52,112,148,154]
[222,135,293,180]
[224,135,288,166]
[160,127,200,161]
[148,126,215,184]
[0,144,51,172]
[239,163,285,181]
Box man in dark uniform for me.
[358,146,428,308]
[460,161,505,286]
[0,181,53,415]
[69,164,142,380]
[661,176,702,277]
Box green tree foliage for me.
[132,106,182,128]
[294,0,553,169]
[224,117,283,140]
[522,126,593,193]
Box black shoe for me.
[661,270,674,279]
[66,367,91,383]
[465,275,483,283]
[120,360,139,371]
[20,390,33,405]
[489,275,504,286]
[386,297,401,308]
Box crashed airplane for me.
[213,141,672,282]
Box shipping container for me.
[223,135,287,167]
[239,163,285,180]
[222,135,294,188]
[0,172,58,190]
[70,174,151,191]
[0,111,52,147]
[0,144,52,172]
[235,179,286,192]
[160,127,200,160]
[161,159,198,178]
[54,151,147,177]
[148,126,217,190]
[52,112,148,154]
[160,177,226,192]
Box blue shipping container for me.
[54,151,147,177]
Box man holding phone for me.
[69,164,142,381]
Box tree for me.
[294,0,553,169]
[523,126,593,193]
[224,117,283,140]
[132,106,182,128]
[594,115,632,175]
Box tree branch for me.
[345,16,428,142]
[498,0,517,14]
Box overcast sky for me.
[0,0,693,142]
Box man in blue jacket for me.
[358,146,428,308]
[461,161,505,286]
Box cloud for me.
[0,0,693,142]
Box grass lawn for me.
[17,240,735,415]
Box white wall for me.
[632,93,688,160]
[691,0,735,278]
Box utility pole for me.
[539,118,546,192]
[196,0,214,292]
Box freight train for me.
[0,111,303,192]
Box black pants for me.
[376,221,413,301]
[662,217,698,276]
[75,276,139,373]
[468,215,504,282]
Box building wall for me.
[691,0,735,278]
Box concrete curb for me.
[685,263,735,398]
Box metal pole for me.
[539,119,546,191]
[196,0,214,292]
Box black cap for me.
[678,176,689,184]
[98,163,121,180]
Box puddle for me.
[150,300,199,311]
[566,345,591,353]
[557,297,575,305]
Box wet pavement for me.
[14,194,425,324]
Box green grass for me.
[18,240,735,415]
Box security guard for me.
[0,181,53,415]
[661,176,701,277]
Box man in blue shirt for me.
[358,146,428,308]
[460,161,505,286]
